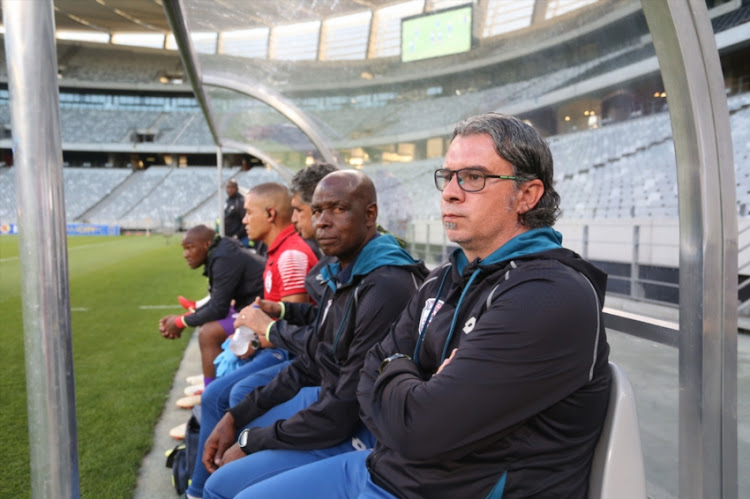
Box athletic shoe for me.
[185,374,203,386]
[169,422,187,440]
[178,295,196,312]
[184,383,204,396]
[176,394,201,409]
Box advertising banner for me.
[0,223,120,236]
[0,223,18,235]
[65,223,120,236]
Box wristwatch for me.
[238,428,251,455]
[249,332,261,351]
[378,353,412,375]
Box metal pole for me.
[582,224,589,259]
[642,1,738,497]
[3,0,80,497]
[631,225,642,299]
[217,146,224,235]
[202,74,340,167]
[161,0,221,144]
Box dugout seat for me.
[588,362,647,499]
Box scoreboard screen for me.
[401,5,473,63]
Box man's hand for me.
[159,315,183,339]
[221,442,247,465]
[202,412,237,472]
[436,348,458,376]
[254,297,282,318]
[234,302,274,340]
[252,297,279,348]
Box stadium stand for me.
[85,167,170,227]
[181,167,286,228]
[61,108,164,144]
[64,167,132,220]
[0,165,15,222]
[3,89,750,229]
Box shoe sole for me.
[169,423,187,440]
[176,394,201,409]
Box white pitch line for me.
[139,305,184,310]
[71,307,88,312]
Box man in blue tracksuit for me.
[200,170,429,499]
[225,113,611,498]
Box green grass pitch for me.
[0,234,206,498]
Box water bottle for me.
[229,326,260,355]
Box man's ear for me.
[366,203,378,226]
[517,179,544,214]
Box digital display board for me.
[401,5,473,63]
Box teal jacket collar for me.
[454,227,563,274]
[320,234,421,292]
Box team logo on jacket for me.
[418,298,444,334]
[264,270,273,294]
[463,317,476,334]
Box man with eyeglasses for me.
[224,113,612,499]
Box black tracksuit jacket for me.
[228,234,429,455]
[184,236,265,328]
[358,247,611,498]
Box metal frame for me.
[201,73,339,167]
[161,0,221,145]
[6,0,739,497]
[3,0,80,497]
[221,138,292,184]
[217,146,224,235]
[642,1,738,497]
[162,0,339,173]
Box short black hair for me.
[186,224,215,242]
[290,162,339,204]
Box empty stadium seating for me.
[0,32,674,150]
[181,167,285,228]
[3,90,750,230]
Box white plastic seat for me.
[588,362,647,499]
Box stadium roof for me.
[4,0,400,33]
[2,0,636,173]
[160,0,619,173]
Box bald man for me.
[199,171,429,499]
[243,182,318,304]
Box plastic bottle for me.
[229,326,260,356]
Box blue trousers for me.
[234,450,394,499]
[186,348,291,498]
[203,387,376,499]
[228,363,276,407]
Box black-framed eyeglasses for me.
[434,168,518,193]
